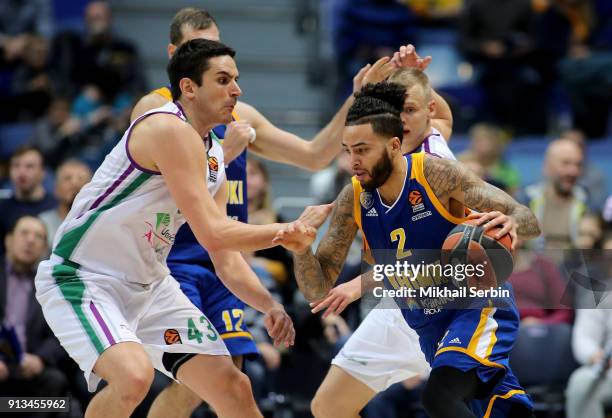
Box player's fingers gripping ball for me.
[442,218,514,291]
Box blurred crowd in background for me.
[1,0,612,417]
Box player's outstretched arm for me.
[285,184,359,302]
[137,114,315,252]
[208,184,295,346]
[423,154,541,244]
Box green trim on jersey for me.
[54,172,153,259]
[52,262,105,354]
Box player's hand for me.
[223,121,254,164]
[272,221,317,254]
[468,211,518,250]
[20,353,44,379]
[362,56,398,87]
[298,203,334,230]
[391,44,432,71]
[353,63,371,93]
[0,360,9,381]
[310,277,362,318]
[263,304,295,347]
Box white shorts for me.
[332,304,431,393]
[35,258,230,392]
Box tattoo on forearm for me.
[423,155,541,238]
[293,184,359,301]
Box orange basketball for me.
[164,328,182,345]
[441,218,514,290]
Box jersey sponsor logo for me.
[144,212,176,251]
[366,207,378,217]
[164,328,182,345]
[360,191,373,209]
[424,308,441,315]
[227,180,244,205]
[411,211,432,222]
[208,156,219,183]
[448,337,462,344]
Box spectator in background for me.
[509,238,573,325]
[51,0,146,107]
[38,160,92,248]
[0,146,55,254]
[458,0,548,134]
[247,158,294,302]
[554,0,612,138]
[331,0,416,101]
[458,123,520,194]
[0,216,68,413]
[520,138,587,249]
[566,233,612,418]
[30,97,83,169]
[310,151,352,204]
[576,212,606,250]
[561,129,608,210]
[4,35,53,122]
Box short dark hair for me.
[167,38,236,101]
[170,8,218,45]
[10,144,44,165]
[346,82,405,141]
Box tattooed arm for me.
[293,184,359,302]
[423,154,541,241]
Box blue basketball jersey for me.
[353,152,466,329]
[168,118,248,265]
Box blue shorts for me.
[168,261,259,359]
[407,293,533,416]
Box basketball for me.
[442,218,514,290]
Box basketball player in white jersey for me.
[307,60,459,418]
[35,39,328,418]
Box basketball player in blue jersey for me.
[279,82,541,418]
[131,8,428,418]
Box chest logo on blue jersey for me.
[409,191,425,213]
[208,156,219,183]
[360,191,374,209]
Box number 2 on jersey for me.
[390,228,412,259]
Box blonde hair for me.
[388,68,432,102]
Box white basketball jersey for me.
[51,101,225,284]
[421,127,455,160]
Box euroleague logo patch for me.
[409,190,425,213]
[360,191,373,209]
[208,156,219,183]
[164,328,182,345]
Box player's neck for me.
[401,124,432,155]
[377,157,407,206]
[176,100,216,137]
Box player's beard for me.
[362,150,394,190]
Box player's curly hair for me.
[346,82,405,141]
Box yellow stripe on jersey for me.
[435,346,504,369]
[153,86,172,101]
[483,389,527,418]
[152,86,240,121]
[351,177,372,258]
[467,307,499,359]
[220,331,253,340]
[411,152,467,224]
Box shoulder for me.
[131,92,170,121]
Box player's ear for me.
[179,78,196,98]
[167,43,176,59]
[428,99,436,118]
[389,137,402,153]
